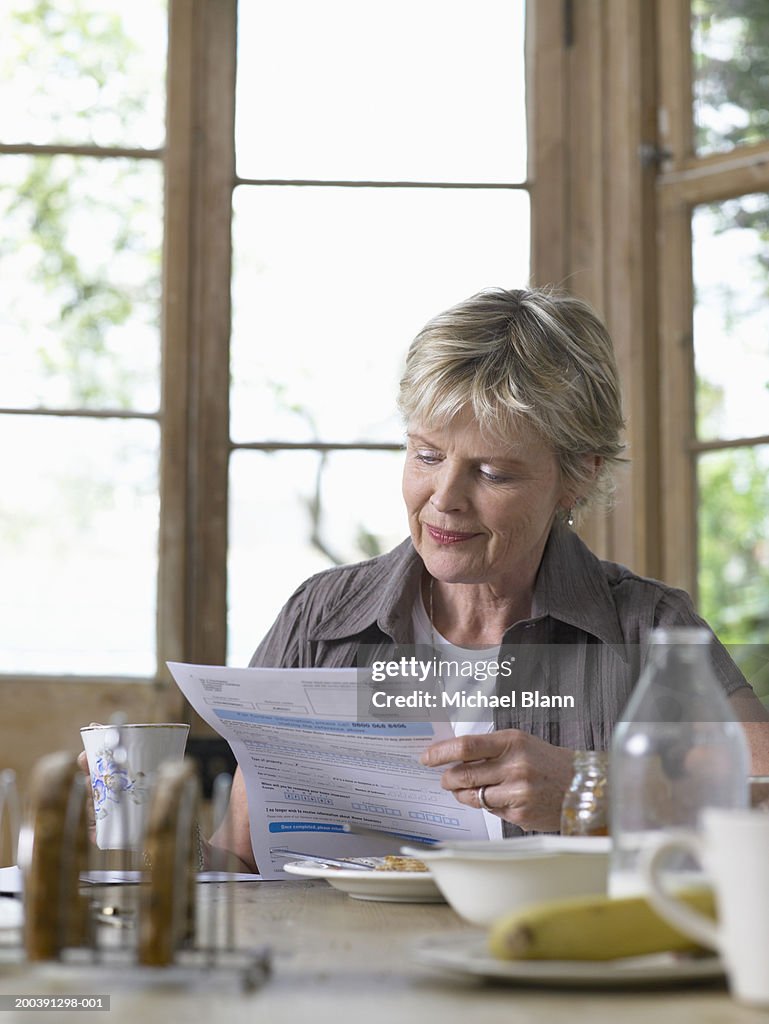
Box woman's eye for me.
[414,450,441,464]
[480,467,509,483]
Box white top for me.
[412,593,503,840]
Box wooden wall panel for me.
[530,0,658,574]
[1,680,166,809]
[602,0,660,578]
[185,0,237,670]
[158,0,196,681]
[529,0,568,287]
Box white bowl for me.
[402,836,610,926]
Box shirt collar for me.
[311,522,627,652]
[309,539,422,645]
[529,519,627,650]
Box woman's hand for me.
[76,723,100,845]
[419,730,575,832]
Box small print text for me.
[0,996,110,1011]
[371,690,575,709]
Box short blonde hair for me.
[397,287,626,517]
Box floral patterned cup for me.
[80,724,189,850]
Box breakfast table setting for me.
[1,872,766,1024]
[2,808,769,1024]
[3,638,769,1023]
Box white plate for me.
[283,859,445,903]
[414,933,724,988]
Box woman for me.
[211,286,769,872]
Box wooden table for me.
[1,879,767,1023]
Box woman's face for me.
[402,410,569,590]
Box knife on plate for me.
[340,824,439,848]
[271,848,374,871]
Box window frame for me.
[183,0,686,669]
[224,2,532,666]
[0,0,238,787]
[161,0,236,676]
[532,0,769,618]
[0,0,535,719]
[656,0,769,596]
[16,0,763,777]
[175,0,538,678]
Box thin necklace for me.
[428,579,505,736]
[428,577,515,648]
[427,577,444,689]
[428,576,438,648]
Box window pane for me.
[0,1,167,148]
[235,0,526,183]
[228,449,407,665]
[0,415,159,675]
[692,0,769,156]
[230,186,529,443]
[692,195,769,442]
[698,446,769,646]
[0,155,162,412]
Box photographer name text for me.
[370,690,574,709]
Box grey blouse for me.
[251,521,750,749]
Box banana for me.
[488,887,716,961]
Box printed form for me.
[168,663,490,878]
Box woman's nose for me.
[430,465,468,513]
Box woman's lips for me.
[425,525,479,544]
